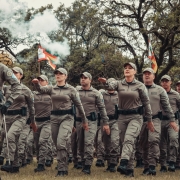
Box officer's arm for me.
[71,89,88,123]
[4,69,22,104]
[25,89,35,123]
[176,93,180,111]
[139,84,152,122]
[33,83,52,95]
[160,88,175,122]
[96,92,109,125]
[104,79,119,91]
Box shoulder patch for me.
[7,71,12,77]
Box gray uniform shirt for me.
[34,83,87,123]
[0,63,22,104]
[33,91,52,118]
[145,84,175,122]
[4,83,35,123]
[106,78,152,122]
[76,86,109,125]
[162,88,180,119]
[101,90,118,115]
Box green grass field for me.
[1,159,180,180]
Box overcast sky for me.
[19,0,75,8]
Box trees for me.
[99,0,180,82]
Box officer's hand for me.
[103,125,110,135]
[72,127,76,132]
[98,77,107,84]
[30,122,37,132]
[1,101,12,115]
[169,121,179,132]
[147,121,155,132]
[82,122,89,131]
[32,78,39,84]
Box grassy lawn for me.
[1,159,180,180]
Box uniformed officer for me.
[75,72,110,174]
[139,68,178,176]
[33,75,52,172]
[176,81,180,169]
[159,75,180,172]
[98,62,153,177]
[100,80,119,172]
[1,66,36,173]
[32,68,88,177]
[0,63,22,129]
[176,81,180,93]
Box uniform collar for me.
[80,86,94,91]
[122,78,137,85]
[105,90,117,95]
[54,83,69,88]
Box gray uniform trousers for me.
[103,119,119,165]
[46,135,54,161]
[94,126,105,161]
[159,120,179,166]
[118,114,143,170]
[71,130,77,165]
[4,114,26,167]
[26,129,34,162]
[18,124,30,165]
[51,114,74,171]
[139,118,161,169]
[34,120,51,165]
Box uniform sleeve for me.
[160,89,175,122]
[139,84,152,122]
[3,69,22,104]
[25,89,35,123]
[105,79,119,90]
[96,92,109,125]
[33,83,52,95]
[71,88,88,123]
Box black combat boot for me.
[45,160,52,167]
[11,166,19,173]
[160,166,167,172]
[135,159,144,168]
[109,163,116,172]
[168,161,175,172]
[117,159,128,174]
[56,171,68,177]
[0,156,4,165]
[1,161,13,172]
[104,165,111,172]
[76,161,83,169]
[82,165,91,174]
[26,159,31,165]
[147,165,156,175]
[34,164,45,172]
[95,159,105,167]
[125,169,134,177]
[142,168,150,175]
[68,156,73,163]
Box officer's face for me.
[13,71,23,80]
[143,71,155,84]
[124,65,136,77]
[55,72,67,82]
[176,84,180,93]
[38,78,48,86]
[80,75,91,86]
[161,79,172,89]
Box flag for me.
[148,39,158,73]
[38,45,57,70]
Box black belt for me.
[107,114,116,120]
[7,109,24,116]
[162,112,178,120]
[76,115,96,122]
[118,106,143,115]
[51,109,74,115]
[35,116,50,122]
[143,114,159,122]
